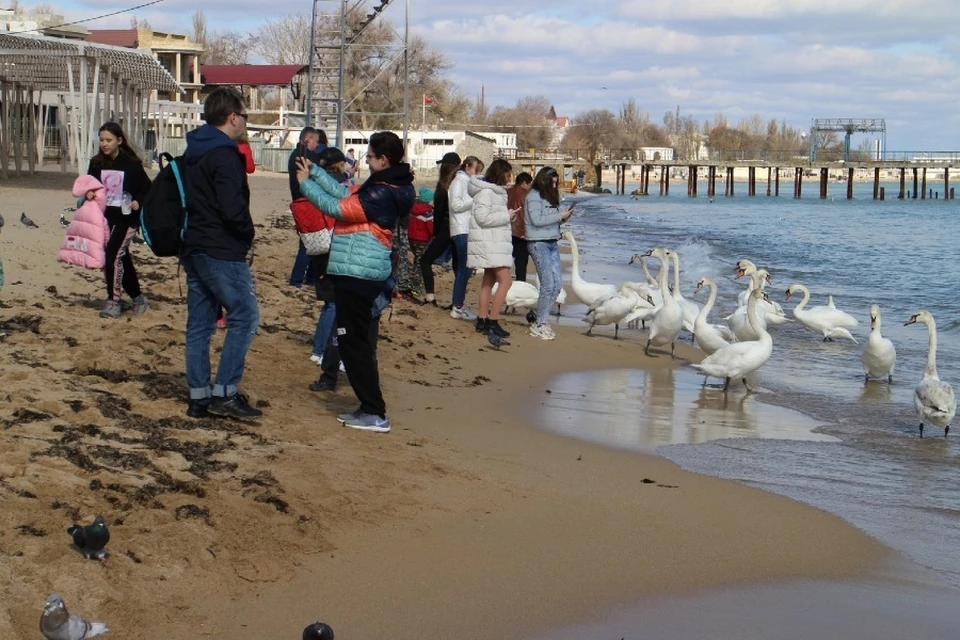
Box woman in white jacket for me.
[447,156,484,320]
[467,159,518,339]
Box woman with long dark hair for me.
[419,153,460,305]
[524,166,573,340]
[85,122,151,318]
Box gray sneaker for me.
[99,300,122,318]
[336,409,363,424]
[131,295,148,316]
[344,413,390,433]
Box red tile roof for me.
[200,64,308,86]
[86,29,139,48]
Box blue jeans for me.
[528,240,562,323]
[181,254,260,400]
[289,240,317,287]
[312,302,337,358]
[451,233,472,308]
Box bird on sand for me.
[60,213,69,228]
[21,212,39,228]
[67,515,110,560]
[40,594,108,640]
[303,620,335,639]
[0,212,5,227]
[487,331,510,350]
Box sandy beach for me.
[0,169,892,639]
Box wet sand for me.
[0,169,900,638]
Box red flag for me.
[423,94,433,106]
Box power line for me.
[5,0,167,35]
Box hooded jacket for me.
[524,189,563,242]
[59,175,111,269]
[448,170,474,236]
[299,162,415,297]
[466,177,513,269]
[181,124,253,262]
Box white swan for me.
[492,280,539,314]
[620,282,660,330]
[667,250,700,335]
[692,288,773,392]
[733,260,789,326]
[644,247,684,358]
[629,253,661,289]
[785,283,859,343]
[561,231,618,306]
[904,310,955,438]
[726,263,770,341]
[583,286,643,339]
[862,304,896,383]
[692,277,736,355]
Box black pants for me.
[512,236,529,282]
[419,229,452,295]
[334,287,385,417]
[105,223,140,301]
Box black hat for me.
[437,152,461,165]
[319,147,346,166]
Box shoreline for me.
[0,170,899,638]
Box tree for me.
[191,10,208,48]
[254,13,312,65]
[562,109,617,163]
[487,95,554,151]
[202,30,255,65]
[130,16,152,30]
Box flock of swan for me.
[500,232,955,439]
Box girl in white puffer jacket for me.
[467,159,518,339]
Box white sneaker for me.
[344,413,391,433]
[310,354,322,366]
[450,306,477,321]
[529,323,556,340]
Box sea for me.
[526,180,960,636]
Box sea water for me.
[536,180,960,591]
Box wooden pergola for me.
[0,32,180,178]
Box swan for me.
[644,247,684,358]
[561,231,618,306]
[862,304,896,383]
[583,286,643,339]
[620,282,660,330]
[692,288,773,392]
[726,263,770,341]
[692,277,736,355]
[733,260,789,326]
[492,280,539,314]
[904,310,955,438]
[628,253,661,288]
[785,284,859,343]
[667,249,700,335]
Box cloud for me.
[47,0,960,148]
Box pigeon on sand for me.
[40,594,108,640]
[487,331,510,350]
[21,211,39,228]
[67,515,110,560]
[303,620,335,639]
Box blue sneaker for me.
[343,413,390,433]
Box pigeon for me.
[67,515,110,560]
[302,621,335,640]
[487,331,510,350]
[21,211,39,228]
[39,594,108,640]
[525,310,537,325]
[60,213,69,228]
[0,211,5,227]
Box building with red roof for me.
[87,29,203,102]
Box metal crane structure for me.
[305,0,409,148]
[809,118,886,163]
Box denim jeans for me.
[451,233,472,308]
[289,240,317,287]
[181,253,260,400]
[311,302,337,358]
[527,240,562,323]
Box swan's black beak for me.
[904,315,917,326]
[764,274,773,284]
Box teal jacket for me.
[300,163,415,287]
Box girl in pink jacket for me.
[59,175,110,269]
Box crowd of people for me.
[51,86,575,434]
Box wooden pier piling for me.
[708,166,716,197]
[847,167,854,199]
[819,167,828,199]
[921,167,927,200]
[873,168,880,200]
[898,168,906,199]
[913,168,919,199]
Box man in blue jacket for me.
[180,87,262,420]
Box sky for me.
[41,0,960,150]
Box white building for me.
[340,129,518,171]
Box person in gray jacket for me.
[524,166,574,340]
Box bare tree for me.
[562,108,618,163]
[191,10,208,47]
[130,16,152,30]
[618,98,653,154]
[487,95,554,150]
[202,30,255,65]
[254,13,312,65]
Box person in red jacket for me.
[403,187,434,301]
[237,131,256,175]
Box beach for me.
[0,169,897,638]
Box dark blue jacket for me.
[182,124,253,261]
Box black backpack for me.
[140,152,187,257]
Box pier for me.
[617,160,958,200]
